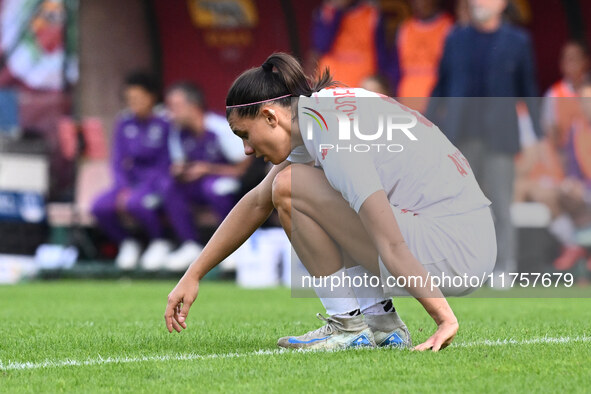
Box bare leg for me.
[272,167,343,276]
[272,165,411,349]
[272,164,379,276]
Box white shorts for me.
[379,206,497,297]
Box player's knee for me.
[272,167,292,211]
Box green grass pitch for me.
[1,280,590,392]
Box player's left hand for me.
[414,319,459,352]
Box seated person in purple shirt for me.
[91,72,172,270]
[553,81,591,271]
[163,82,250,271]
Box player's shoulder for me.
[312,87,380,98]
[309,88,404,114]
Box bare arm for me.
[165,161,289,332]
[188,161,286,280]
[358,191,458,351]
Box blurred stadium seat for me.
[0,89,19,137]
[47,159,111,228]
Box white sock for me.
[346,265,391,315]
[313,267,360,317]
[362,299,396,315]
[549,215,577,246]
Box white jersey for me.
[288,88,491,217]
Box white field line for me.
[1,335,589,372]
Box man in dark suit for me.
[427,0,541,278]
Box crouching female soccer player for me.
[164,53,496,352]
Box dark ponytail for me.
[226,52,338,118]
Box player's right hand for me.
[414,319,459,352]
[165,276,199,333]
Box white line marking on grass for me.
[452,335,591,348]
[0,350,289,372]
[1,336,589,371]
